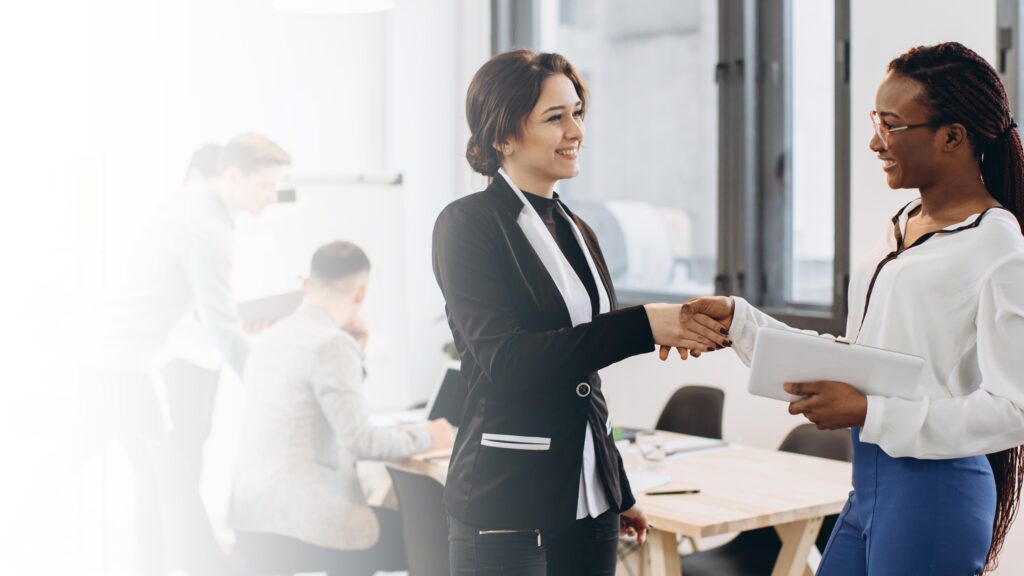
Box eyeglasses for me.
[870,110,938,148]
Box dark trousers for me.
[449,510,620,576]
[235,507,408,576]
[161,357,221,483]
[160,358,231,575]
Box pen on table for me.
[645,489,701,496]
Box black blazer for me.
[432,176,655,531]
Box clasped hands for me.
[644,296,735,361]
[644,297,866,430]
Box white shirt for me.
[92,186,248,375]
[161,311,223,371]
[730,198,1024,459]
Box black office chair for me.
[655,385,725,439]
[386,466,450,576]
[778,423,853,462]
[678,424,852,576]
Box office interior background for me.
[3,0,1024,573]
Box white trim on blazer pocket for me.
[480,433,551,451]
[480,440,551,450]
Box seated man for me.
[230,240,454,576]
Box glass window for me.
[507,0,850,332]
[545,0,719,297]
[789,0,835,306]
[758,0,842,319]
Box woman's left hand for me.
[620,505,650,545]
[785,381,867,430]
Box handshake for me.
[643,296,735,361]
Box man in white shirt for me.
[231,240,454,576]
[162,142,227,484]
[65,134,291,575]
[98,133,289,376]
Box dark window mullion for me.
[757,0,788,309]
[717,0,744,298]
[832,0,851,335]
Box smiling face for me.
[869,72,948,190]
[501,74,584,191]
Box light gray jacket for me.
[230,302,431,550]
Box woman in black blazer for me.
[432,50,732,576]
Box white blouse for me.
[729,198,1024,459]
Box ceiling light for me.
[272,0,395,15]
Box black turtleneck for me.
[523,191,600,316]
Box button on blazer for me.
[432,176,655,531]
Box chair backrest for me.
[386,466,450,576]
[778,424,852,551]
[655,385,725,439]
[778,423,852,463]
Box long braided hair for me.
[889,42,1024,572]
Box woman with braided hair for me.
[680,42,1024,574]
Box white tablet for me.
[748,327,924,402]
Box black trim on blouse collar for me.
[856,201,1006,340]
[890,199,1003,253]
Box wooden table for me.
[631,442,851,576]
[400,435,851,576]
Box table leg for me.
[772,516,823,576]
[640,528,682,576]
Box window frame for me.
[491,0,851,334]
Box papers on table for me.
[368,408,428,427]
[662,436,727,457]
[628,473,672,495]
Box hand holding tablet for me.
[748,327,924,403]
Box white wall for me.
[2,1,492,573]
[383,0,491,408]
[849,1,996,265]
[602,1,1024,572]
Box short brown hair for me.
[218,133,292,176]
[465,50,588,176]
[184,143,222,183]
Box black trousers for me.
[449,510,620,576]
[235,507,407,576]
[161,357,221,483]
